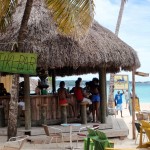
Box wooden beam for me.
[135,71,149,77]
[132,69,136,139]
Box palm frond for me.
[0,0,18,32]
[45,0,94,39]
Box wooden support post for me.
[61,104,68,123]
[52,71,56,94]
[24,75,31,130]
[99,67,107,123]
[132,69,136,139]
[80,102,88,124]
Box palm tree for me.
[108,0,127,114]
[0,0,94,139]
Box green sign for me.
[0,51,37,75]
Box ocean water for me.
[113,82,150,103]
[56,80,150,103]
[130,83,150,103]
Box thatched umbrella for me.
[47,21,140,76]
[0,0,140,124]
[0,1,140,75]
[0,0,58,69]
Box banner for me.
[114,75,129,90]
[0,52,37,75]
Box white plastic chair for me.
[135,122,146,144]
[1,135,29,150]
[76,126,88,147]
[42,124,64,149]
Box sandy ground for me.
[0,102,150,149]
[110,102,150,149]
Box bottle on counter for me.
[35,86,41,95]
[41,88,48,95]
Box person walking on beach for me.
[115,90,124,117]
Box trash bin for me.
[0,106,5,127]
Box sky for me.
[58,0,150,82]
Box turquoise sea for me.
[129,82,150,103]
[56,80,150,103]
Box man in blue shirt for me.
[115,90,124,117]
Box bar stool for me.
[80,102,88,124]
[40,104,48,124]
[60,103,68,123]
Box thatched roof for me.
[0,0,140,76]
[0,0,57,69]
[47,21,140,76]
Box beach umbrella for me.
[47,21,140,76]
[0,0,94,139]
[0,0,140,127]
[0,3,140,75]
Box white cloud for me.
[93,0,150,82]
[58,0,150,82]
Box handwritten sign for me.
[114,75,129,90]
[0,52,37,75]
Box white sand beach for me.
[110,102,150,149]
[0,102,150,149]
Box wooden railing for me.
[0,94,78,126]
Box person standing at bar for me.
[90,78,100,123]
[57,81,69,105]
[71,80,92,118]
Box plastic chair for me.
[76,126,88,147]
[136,113,143,121]
[84,138,94,150]
[76,126,91,149]
[1,135,29,150]
[137,120,150,148]
[42,124,64,148]
[76,125,100,149]
[135,122,146,144]
[86,127,113,150]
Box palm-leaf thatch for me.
[0,0,18,32]
[47,21,140,76]
[0,0,57,69]
[0,0,140,77]
[45,0,94,39]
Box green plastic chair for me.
[86,127,113,150]
[84,138,94,150]
[96,130,114,148]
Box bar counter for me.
[0,94,77,126]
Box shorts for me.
[126,99,129,104]
[116,104,123,111]
[59,99,67,105]
[91,95,100,102]
[82,97,92,104]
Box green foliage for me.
[0,0,18,32]
[45,0,95,39]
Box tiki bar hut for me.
[0,0,140,126]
